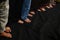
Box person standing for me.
[0,0,12,38]
[18,0,32,24]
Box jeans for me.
[21,0,31,20]
[0,0,9,33]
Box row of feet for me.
[18,3,56,24]
[0,3,56,38]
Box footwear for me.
[0,32,12,38]
[24,18,31,23]
[18,20,24,24]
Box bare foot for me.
[5,27,11,33]
[25,18,31,23]
[28,14,33,17]
[40,8,46,11]
[49,4,53,8]
[0,32,12,38]
[37,9,41,12]
[52,4,56,6]
[52,2,56,6]
[18,20,24,24]
[30,11,35,15]
[46,6,50,9]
